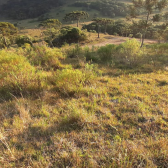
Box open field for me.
[0,1,168,167]
[0,38,168,167]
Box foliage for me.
[0,22,18,36]
[72,0,128,18]
[83,20,132,37]
[0,50,45,97]
[119,39,143,66]
[97,44,117,62]
[129,0,168,47]
[39,19,62,29]
[92,18,114,37]
[0,0,65,19]
[83,19,164,39]
[0,22,18,48]
[0,35,11,49]
[53,27,87,46]
[18,45,65,69]
[39,19,62,47]
[64,11,89,27]
[15,35,34,47]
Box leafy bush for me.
[0,50,45,97]
[0,36,11,49]
[118,39,143,66]
[18,46,65,70]
[150,43,168,54]
[53,26,87,46]
[97,44,117,62]
[15,35,34,47]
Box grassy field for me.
[0,38,168,167]
[0,1,168,167]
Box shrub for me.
[151,43,168,54]
[97,44,117,62]
[118,39,143,66]
[15,35,34,47]
[18,46,65,70]
[0,35,13,49]
[0,50,45,97]
[53,27,87,46]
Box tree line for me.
[0,0,66,20]
[71,0,129,18]
[1,0,168,49]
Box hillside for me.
[0,0,131,28]
[0,1,168,167]
[0,39,168,167]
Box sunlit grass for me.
[0,40,168,167]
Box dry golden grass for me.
[0,39,168,167]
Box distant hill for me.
[0,0,67,20]
[0,0,130,20]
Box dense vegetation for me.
[83,20,168,41]
[0,0,168,167]
[0,0,129,20]
[0,36,168,167]
[71,0,128,18]
[0,0,66,19]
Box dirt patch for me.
[87,36,157,48]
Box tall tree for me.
[64,11,89,27]
[102,18,114,34]
[129,0,168,47]
[39,19,62,47]
[92,18,104,38]
[92,18,113,37]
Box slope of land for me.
[0,38,168,167]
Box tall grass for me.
[0,50,45,98]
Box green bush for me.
[0,50,45,97]
[53,27,87,46]
[17,46,65,69]
[15,35,34,47]
[151,43,168,54]
[0,35,13,49]
[97,44,117,62]
[119,39,143,66]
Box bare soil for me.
[87,36,157,48]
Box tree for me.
[64,11,89,27]
[39,19,62,29]
[92,18,104,38]
[129,0,167,47]
[92,18,113,37]
[102,18,114,34]
[0,22,18,48]
[39,19,62,47]
[120,23,132,37]
[153,23,168,43]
